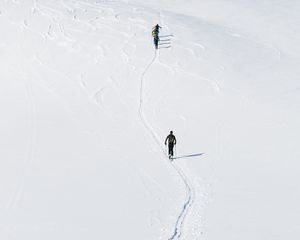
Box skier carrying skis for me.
[165,131,177,158]
[152,24,161,49]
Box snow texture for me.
[0,0,299,239]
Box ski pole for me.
[165,144,167,156]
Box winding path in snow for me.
[168,162,194,240]
[138,50,195,240]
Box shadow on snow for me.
[172,153,204,160]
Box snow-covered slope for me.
[0,0,299,239]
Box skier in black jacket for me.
[165,131,177,158]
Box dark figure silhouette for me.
[165,131,177,158]
[152,24,161,49]
[153,35,159,49]
[152,24,161,35]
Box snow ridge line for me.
[138,50,194,240]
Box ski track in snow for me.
[7,0,196,236]
[168,162,194,240]
[138,50,195,240]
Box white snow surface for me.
[0,0,299,239]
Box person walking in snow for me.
[165,131,177,158]
[152,24,161,49]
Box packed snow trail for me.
[168,161,194,240]
[138,50,162,149]
[138,50,194,239]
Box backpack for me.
[168,135,176,144]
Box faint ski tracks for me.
[8,82,36,209]
[168,162,194,240]
[138,51,195,240]
[138,50,162,148]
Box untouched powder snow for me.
[0,0,299,239]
